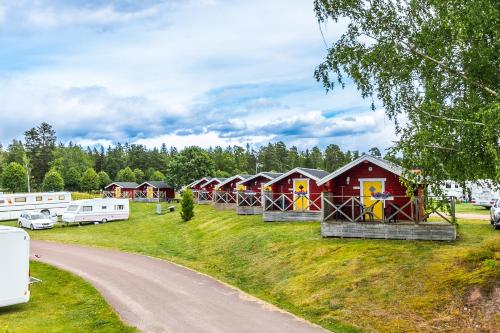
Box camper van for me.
[61,198,130,225]
[0,192,71,221]
[470,181,500,208]
[0,226,30,307]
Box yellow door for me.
[147,186,154,198]
[115,187,121,198]
[293,179,309,211]
[362,181,383,219]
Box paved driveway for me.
[31,241,327,333]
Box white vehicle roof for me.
[0,191,70,198]
[69,198,128,205]
[0,226,29,235]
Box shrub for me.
[1,162,28,192]
[180,188,195,222]
[42,169,64,191]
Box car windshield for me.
[66,205,79,212]
[30,214,45,220]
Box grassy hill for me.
[6,202,499,332]
[0,261,136,333]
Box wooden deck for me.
[263,211,322,222]
[213,202,237,210]
[236,206,263,215]
[321,220,456,241]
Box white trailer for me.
[0,226,30,307]
[0,192,72,221]
[61,198,130,225]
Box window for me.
[102,206,107,210]
[455,184,459,188]
[59,195,65,200]
[36,196,43,201]
[15,197,26,203]
[445,183,451,189]
[67,205,78,212]
[115,205,124,210]
[0,200,4,204]
[82,206,93,212]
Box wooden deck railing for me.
[195,190,213,202]
[322,194,456,224]
[262,192,322,212]
[236,191,262,207]
[214,190,237,204]
[102,191,132,199]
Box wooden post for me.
[321,192,325,221]
[450,196,456,224]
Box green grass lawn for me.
[2,202,499,332]
[0,261,136,333]
[455,202,491,215]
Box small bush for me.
[180,188,195,222]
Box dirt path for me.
[455,213,490,220]
[31,240,327,333]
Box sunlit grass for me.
[0,261,136,333]
[2,202,498,332]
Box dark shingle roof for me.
[261,172,283,179]
[141,181,171,189]
[107,182,139,189]
[296,168,330,180]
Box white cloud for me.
[0,0,397,153]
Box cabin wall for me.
[240,176,270,192]
[219,179,240,192]
[324,161,416,220]
[268,172,325,211]
[105,185,135,198]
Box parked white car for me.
[18,211,55,230]
[490,199,500,230]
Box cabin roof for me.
[264,167,329,187]
[137,181,171,189]
[237,172,283,185]
[105,182,139,189]
[218,174,253,187]
[317,154,404,185]
[201,177,226,187]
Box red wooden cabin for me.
[236,172,283,215]
[197,177,225,204]
[103,182,138,199]
[318,155,456,240]
[318,154,416,222]
[262,167,329,222]
[135,181,175,202]
[213,174,252,209]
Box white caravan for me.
[470,180,500,208]
[0,226,30,307]
[62,198,130,225]
[0,192,71,221]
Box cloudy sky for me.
[0,0,397,152]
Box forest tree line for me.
[0,123,397,192]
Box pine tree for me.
[180,188,195,222]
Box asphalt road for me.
[31,241,327,333]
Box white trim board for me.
[317,155,404,186]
